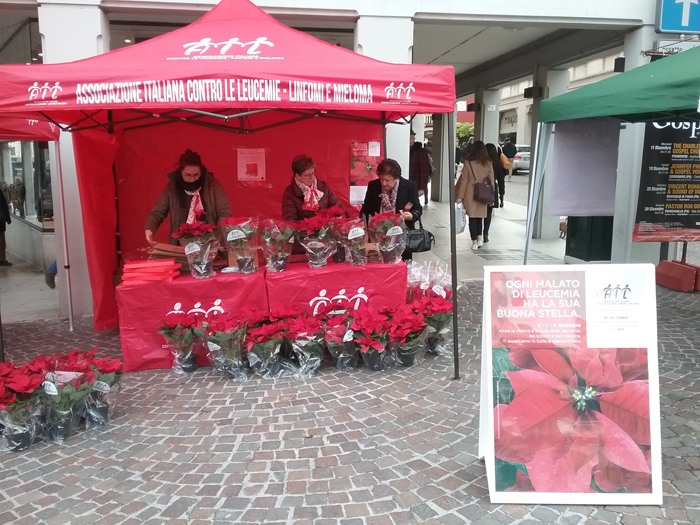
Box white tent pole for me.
[524,122,550,264]
[53,140,74,332]
[446,112,459,380]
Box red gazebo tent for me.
[0,0,461,375]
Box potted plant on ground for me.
[260,218,296,272]
[173,220,220,279]
[387,305,427,367]
[0,360,46,451]
[411,295,454,356]
[158,312,201,373]
[220,216,259,274]
[245,318,297,379]
[295,214,336,268]
[85,354,125,427]
[43,350,97,444]
[349,306,391,371]
[318,309,359,370]
[205,313,248,381]
[286,315,324,380]
[368,212,406,264]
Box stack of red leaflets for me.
[122,259,181,285]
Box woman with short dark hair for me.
[281,154,338,221]
[455,140,495,251]
[360,158,423,260]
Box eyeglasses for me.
[182,169,201,180]
[298,170,315,178]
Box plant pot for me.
[337,352,359,371]
[87,403,110,426]
[6,429,31,452]
[361,351,385,371]
[380,250,397,264]
[236,257,256,274]
[397,351,416,367]
[48,413,75,443]
[222,365,247,381]
[268,255,288,272]
[179,353,198,373]
[348,248,367,266]
[332,243,346,263]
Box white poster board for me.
[481,264,662,505]
[237,148,266,182]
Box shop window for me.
[0,140,54,231]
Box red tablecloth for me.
[265,261,408,315]
[116,271,268,372]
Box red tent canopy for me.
[0,0,456,332]
[0,0,454,131]
[0,117,60,141]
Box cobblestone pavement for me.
[0,284,698,524]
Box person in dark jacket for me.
[501,138,517,181]
[145,149,231,245]
[361,158,422,260]
[0,188,12,266]
[281,154,338,221]
[409,131,433,206]
[483,143,506,243]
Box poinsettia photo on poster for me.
[483,265,662,506]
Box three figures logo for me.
[183,37,274,57]
[384,82,415,101]
[309,287,369,315]
[603,284,632,300]
[27,82,62,101]
[166,299,226,318]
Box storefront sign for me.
[634,120,700,241]
[481,265,662,505]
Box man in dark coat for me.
[501,138,517,181]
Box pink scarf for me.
[380,181,399,213]
[295,176,324,211]
[185,189,204,223]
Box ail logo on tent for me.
[384,82,416,101]
[182,37,275,57]
[27,81,62,101]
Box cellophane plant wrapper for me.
[411,295,454,358]
[261,218,295,272]
[387,305,428,367]
[368,212,406,264]
[286,317,324,380]
[246,320,298,379]
[338,217,367,266]
[221,216,259,274]
[159,312,201,375]
[85,356,124,428]
[0,358,46,451]
[318,311,359,371]
[296,215,336,268]
[206,314,248,382]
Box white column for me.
[481,90,501,146]
[532,67,570,239]
[1,144,11,185]
[38,0,110,317]
[355,16,413,176]
[612,25,660,264]
[412,115,426,143]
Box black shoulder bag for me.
[406,218,435,253]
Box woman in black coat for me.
[361,158,422,260]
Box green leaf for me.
[492,347,519,379]
[495,458,528,491]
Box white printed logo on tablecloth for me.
[165,299,226,319]
[309,287,369,315]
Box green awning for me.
[539,46,700,123]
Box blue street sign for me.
[657,0,700,33]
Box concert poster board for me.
[482,264,662,505]
[634,120,700,241]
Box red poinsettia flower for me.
[388,306,426,344]
[0,361,16,377]
[368,212,404,236]
[220,216,253,227]
[91,357,124,375]
[172,220,215,239]
[295,214,333,237]
[494,335,651,493]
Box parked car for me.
[512,145,531,173]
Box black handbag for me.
[467,162,496,205]
[406,219,435,252]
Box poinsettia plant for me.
[388,305,426,345]
[158,312,203,356]
[245,318,290,361]
[411,295,454,333]
[492,317,652,494]
[206,313,247,361]
[89,355,125,396]
[260,218,296,257]
[0,360,46,427]
[43,349,100,420]
[220,216,259,259]
[368,212,404,239]
[318,204,352,220]
[349,306,390,354]
[295,214,333,240]
[172,220,216,240]
[337,217,367,254]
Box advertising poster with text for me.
[634,120,700,241]
[349,140,381,203]
[484,265,662,505]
